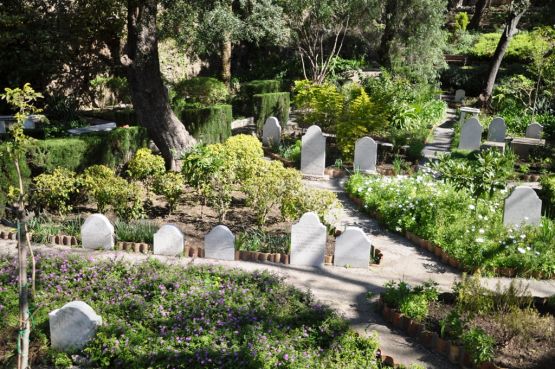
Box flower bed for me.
[345,173,555,278]
[0,254,386,368]
[376,278,555,369]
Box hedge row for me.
[235,79,282,117]
[178,104,232,145]
[253,92,290,132]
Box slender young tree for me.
[481,0,530,103]
[123,0,196,170]
[468,0,489,31]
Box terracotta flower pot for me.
[0,231,5,239]
[324,255,333,265]
[392,311,404,328]
[462,351,474,368]
[140,243,149,253]
[184,246,191,257]
[448,342,461,364]
[133,243,141,253]
[419,330,436,349]
[281,254,289,264]
[407,320,423,337]
[418,237,428,249]
[400,315,411,331]
[272,253,280,262]
[115,242,123,251]
[435,336,449,355]
[259,252,270,262]
[434,245,443,257]
[441,250,449,264]
[382,355,394,367]
[71,236,78,246]
[382,305,393,322]
[478,361,498,369]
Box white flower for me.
[535,251,540,256]
[475,238,485,243]
[526,246,531,251]
[524,216,529,221]
[395,227,402,232]
[520,234,526,240]
[479,229,485,234]
[468,204,475,210]
[517,247,526,254]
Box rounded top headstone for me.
[525,122,543,139]
[487,117,507,142]
[503,186,542,227]
[81,214,114,250]
[49,301,102,351]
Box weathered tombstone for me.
[301,125,326,177]
[458,106,480,125]
[454,89,465,103]
[49,301,102,352]
[153,224,184,256]
[204,225,235,261]
[81,214,114,250]
[290,212,326,267]
[262,116,281,146]
[525,122,543,139]
[487,117,506,142]
[353,136,377,173]
[0,121,5,134]
[503,186,542,227]
[334,227,372,268]
[458,118,483,151]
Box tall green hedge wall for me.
[236,80,282,117]
[253,92,290,132]
[179,104,232,144]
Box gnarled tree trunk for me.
[125,0,195,170]
[468,0,489,30]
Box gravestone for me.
[458,118,483,151]
[23,116,36,130]
[290,212,326,267]
[459,106,480,125]
[301,125,326,177]
[353,136,377,173]
[487,117,506,142]
[204,225,235,261]
[454,89,465,103]
[262,117,281,146]
[153,224,184,256]
[0,121,5,134]
[81,214,114,250]
[49,301,102,352]
[334,227,372,268]
[525,122,543,139]
[503,186,542,227]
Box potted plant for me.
[461,328,495,369]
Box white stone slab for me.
[290,212,326,267]
[68,122,117,135]
[354,136,377,174]
[81,214,114,250]
[334,227,372,268]
[487,117,506,142]
[262,116,281,146]
[454,89,465,103]
[458,117,483,151]
[525,122,543,139]
[503,186,542,227]
[153,224,184,256]
[49,301,102,352]
[301,125,326,177]
[204,225,235,261]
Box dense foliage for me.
[0,255,382,368]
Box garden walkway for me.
[420,107,458,164]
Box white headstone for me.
[49,301,102,352]
[0,121,5,134]
[503,186,542,227]
[454,89,465,103]
[204,225,235,261]
[290,212,326,267]
[153,224,184,256]
[525,122,543,139]
[301,125,326,177]
[458,118,483,151]
[262,117,281,146]
[23,115,36,130]
[334,227,372,268]
[487,117,506,142]
[81,214,114,250]
[354,137,377,173]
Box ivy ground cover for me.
[345,173,555,277]
[0,253,381,368]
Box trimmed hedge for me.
[253,92,290,132]
[179,104,232,144]
[236,79,282,117]
[0,127,148,217]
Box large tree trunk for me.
[125,0,195,170]
[482,1,530,102]
[379,0,397,67]
[468,0,489,30]
[221,37,232,86]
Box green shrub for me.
[281,186,343,229]
[126,148,165,182]
[470,31,550,62]
[0,144,31,218]
[179,104,232,144]
[461,328,495,364]
[223,134,264,181]
[540,175,555,218]
[454,12,469,32]
[278,139,301,165]
[153,172,185,213]
[237,79,281,116]
[172,77,229,105]
[114,220,157,244]
[292,80,344,132]
[252,92,290,132]
[31,167,79,215]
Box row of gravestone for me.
[261,117,378,176]
[81,212,373,268]
[458,117,544,151]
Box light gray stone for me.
[454,89,465,103]
[334,226,372,268]
[525,122,543,139]
[487,117,506,142]
[301,125,326,177]
[262,116,281,146]
[458,106,480,125]
[290,212,326,267]
[81,214,114,250]
[68,122,116,136]
[510,137,546,160]
[354,136,377,173]
[503,186,542,227]
[153,224,184,256]
[49,301,102,352]
[458,118,483,151]
[204,225,235,261]
[0,121,5,134]
[22,115,37,130]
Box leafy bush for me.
[540,175,555,218]
[454,12,469,32]
[470,31,550,62]
[236,79,281,116]
[153,171,185,213]
[278,139,301,165]
[126,148,165,182]
[252,92,290,132]
[178,104,232,144]
[382,280,438,322]
[31,167,79,214]
[235,229,290,254]
[461,328,495,364]
[172,77,229,105]
[282,186,343,229]
[90,75,131,107]
[223,134,264,181]
[292,80,344,132]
